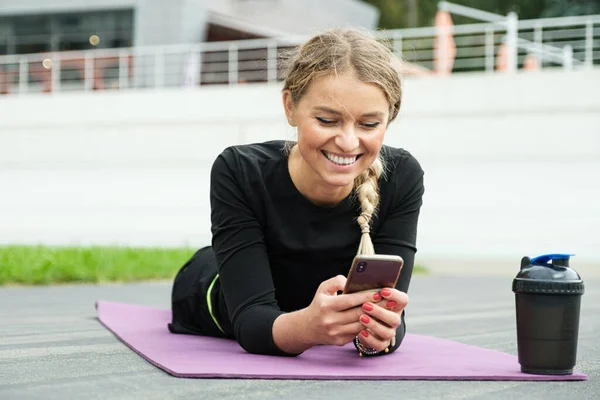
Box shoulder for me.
[217,140,288,163]
[380,145,424,184]
[377,145,424,208]
[212,140,288,174]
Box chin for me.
[317,170,359,188]
[323,176,356,188]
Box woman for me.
[168,28,425,358]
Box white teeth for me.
[324,151,357,166]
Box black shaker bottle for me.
[512,253,585,375]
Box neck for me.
[288,146,354,206]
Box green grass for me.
[0,245,197,286]
[0,245,428,286]
[412,264,428,275]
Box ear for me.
[282,90,297,127]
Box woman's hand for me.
[299,275,385,347]
[357,287,408,352]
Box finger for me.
[359,312,397,343]
[380,288,409,309]
[334,321,364,338]
[336,334,361,347]
[331,303,379,326]
[361,302,402,330]
[331,290,383,312]
[319,275,347,296]
[357,329,390,352]
[319,321,363,347]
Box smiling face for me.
[283,70,390,205]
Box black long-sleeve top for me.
[210,140,425,356]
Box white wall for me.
[207,0,379,35]
[1,69,599,266]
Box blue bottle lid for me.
[512,253,584,295]
[530,253,575,266]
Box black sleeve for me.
[372,153,425,355]
[210,148,298,357]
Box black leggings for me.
[168,246,233,338]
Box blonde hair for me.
[281,28,402,256]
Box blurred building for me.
[0,0,379,55]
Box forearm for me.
[272,309,313,355]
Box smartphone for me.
[342,254,403,294]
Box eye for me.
[316,117,337,126]
[361,122,381,129]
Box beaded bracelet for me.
[353,336,396,357]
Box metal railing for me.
[438,1,586,72]
[0,14,599,95]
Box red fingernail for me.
[360,315,370,324]
[381,289,392,297]
[373,293,382,301]
[386,301,397,309]
[361,330,369,338]
[362,303,373,312]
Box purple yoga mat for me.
[96,300,587,381]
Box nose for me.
[334,125,359,153]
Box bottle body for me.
[515,292,582,375]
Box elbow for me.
[235,334,268,355]
[232,308,299,357]
[236,333,301,357]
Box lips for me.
[322,150,360,166]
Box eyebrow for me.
[313,106,385,118]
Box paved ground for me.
[0,273,597,400]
